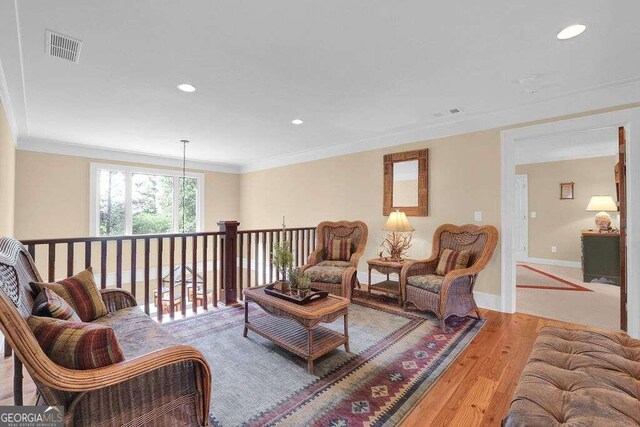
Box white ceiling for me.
[1,1,640,172]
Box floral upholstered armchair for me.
[300,221,368,299]
[400,224,498,331]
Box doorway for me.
[500,108,640,338]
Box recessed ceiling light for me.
[291,119,303,125]
[557,24,587,40]
[177,83,196,92]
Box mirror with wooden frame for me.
[383,149,428,216]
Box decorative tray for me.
[264,284,329,305]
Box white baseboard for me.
[356,271,502,312]
[522,257,581,269]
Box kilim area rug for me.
[516,264,592,292]
[164,291,485,426]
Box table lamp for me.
[381,209,414,261]
[586,195,618,232]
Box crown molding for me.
[240,76,640,173]
[17,136,241,174]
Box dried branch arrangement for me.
[380,232,412,261]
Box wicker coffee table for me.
[243,286,350,374]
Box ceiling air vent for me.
[46,30,83,63]
[432,107,463,118]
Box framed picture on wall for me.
[560,182,574,200]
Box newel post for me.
[218,220,240,306]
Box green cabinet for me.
[581,231,620,285]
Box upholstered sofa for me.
[0,237,211,426]
[504,326,640,426]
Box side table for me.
[367,258,414,305]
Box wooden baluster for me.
[48,243,55,282]
[116,239,123,288]
[181,236,187,316]
[247,232,252,288]
[202,235,208,310]
[100,241,107,289]
[269,231,274,283]
[261,231,267,286]
[84,241,91,269]
[254,232,259,287]
[192,236,198,313]
[156,238,163,322]
[295,230,300,267]
[305,229,310,262]
[130,239,137,298]
[212,235,218,308]
[27,244,35,262]
[67,242,74,277]
[169,237,175,319]
[144,238,150,315]
[238,232,244,296]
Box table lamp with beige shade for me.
[381,209,414,261]
[586,195,618,232]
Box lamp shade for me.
[585,195,617,212]
[382,210,414,232]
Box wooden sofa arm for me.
[100,288,138,312]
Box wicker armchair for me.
[400,224,498,332]
[0,237,211,426]
[300,221,368,299]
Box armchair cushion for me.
[32,287,81,321]
[407,274,444,294]
[435,249,471,276]
[317,260,352,268]
[27,315,124,370]
[32,268,108,322]
[326,238,353,261]
[305,265,345,284]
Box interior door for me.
[618,126,627,331]
[514,174,528,262]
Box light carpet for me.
[164,292,484,426]
[516,263,591,291]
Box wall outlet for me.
[531,211,537,219]
[551,246,557,253]
[474,211,482,222]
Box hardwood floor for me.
[0,309,614,425]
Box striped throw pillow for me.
[435,249,471,276]
[326,239,353,261]
[32,268,108,322]
[28,316,124,370]
[32,288,81,321]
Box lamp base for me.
[594,211,611,231]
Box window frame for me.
[90,162,205,236]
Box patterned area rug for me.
[516,264,592,292]
[164,291,484,426]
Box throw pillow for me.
[32,287,81,321]
[27,315,124,370]
[326,238,353,261]
[31,268,107,322]
[435,248,471,276]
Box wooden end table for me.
[367,258,415,305]
[243,286,350,374]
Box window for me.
[91,163,204,236]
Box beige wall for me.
[240,130,502,295]
[14,151,240,240]
[516,156,618,262]
[0,102,16,237]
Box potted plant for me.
[296,273,311,298]
[272,238,294,287]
